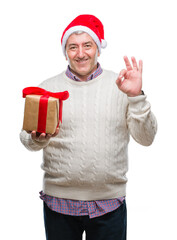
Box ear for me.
[65,51,68,61]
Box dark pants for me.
[43,200,127,240]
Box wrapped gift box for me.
[22,87,69,134]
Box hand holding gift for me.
[28,127,60,142]
[22,87,69,140]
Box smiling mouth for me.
[75,59,88,63]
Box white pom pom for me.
[101,39,107,48]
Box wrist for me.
[127,90,144,97]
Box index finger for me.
[31,130,37,140]
[124,56,133,71]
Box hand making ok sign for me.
[116,56,143,97]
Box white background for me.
[1,0,177,239]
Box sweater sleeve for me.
[126,94,157,146]
[19,130,50,151]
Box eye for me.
[68,45,77,50]
[85,44,92,49]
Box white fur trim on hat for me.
[62,26,102,55]
[101,39,107,48]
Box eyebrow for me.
[68,41,93,48]
[84,41,93,45]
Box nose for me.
[77,46,85,58]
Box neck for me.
[69,64,98,81]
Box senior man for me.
[20,14,157,240]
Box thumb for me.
[52,128,60,137]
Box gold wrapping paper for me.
[23,95,59,134]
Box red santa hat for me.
[61,14,107,55]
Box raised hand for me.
[116,56,143,97]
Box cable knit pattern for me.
[20,69,157,201]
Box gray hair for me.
[73,30,84,35]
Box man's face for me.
[65,32,100,81]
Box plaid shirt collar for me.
[65,63,103,82]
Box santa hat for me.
[61,14,107,55]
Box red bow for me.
[23,87,69,100]
[23,87,69,133]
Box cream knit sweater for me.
[20,69,157,201]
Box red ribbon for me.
[23,87,69,133]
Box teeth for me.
[76,59,88,62]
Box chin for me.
[76,68,91,75]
